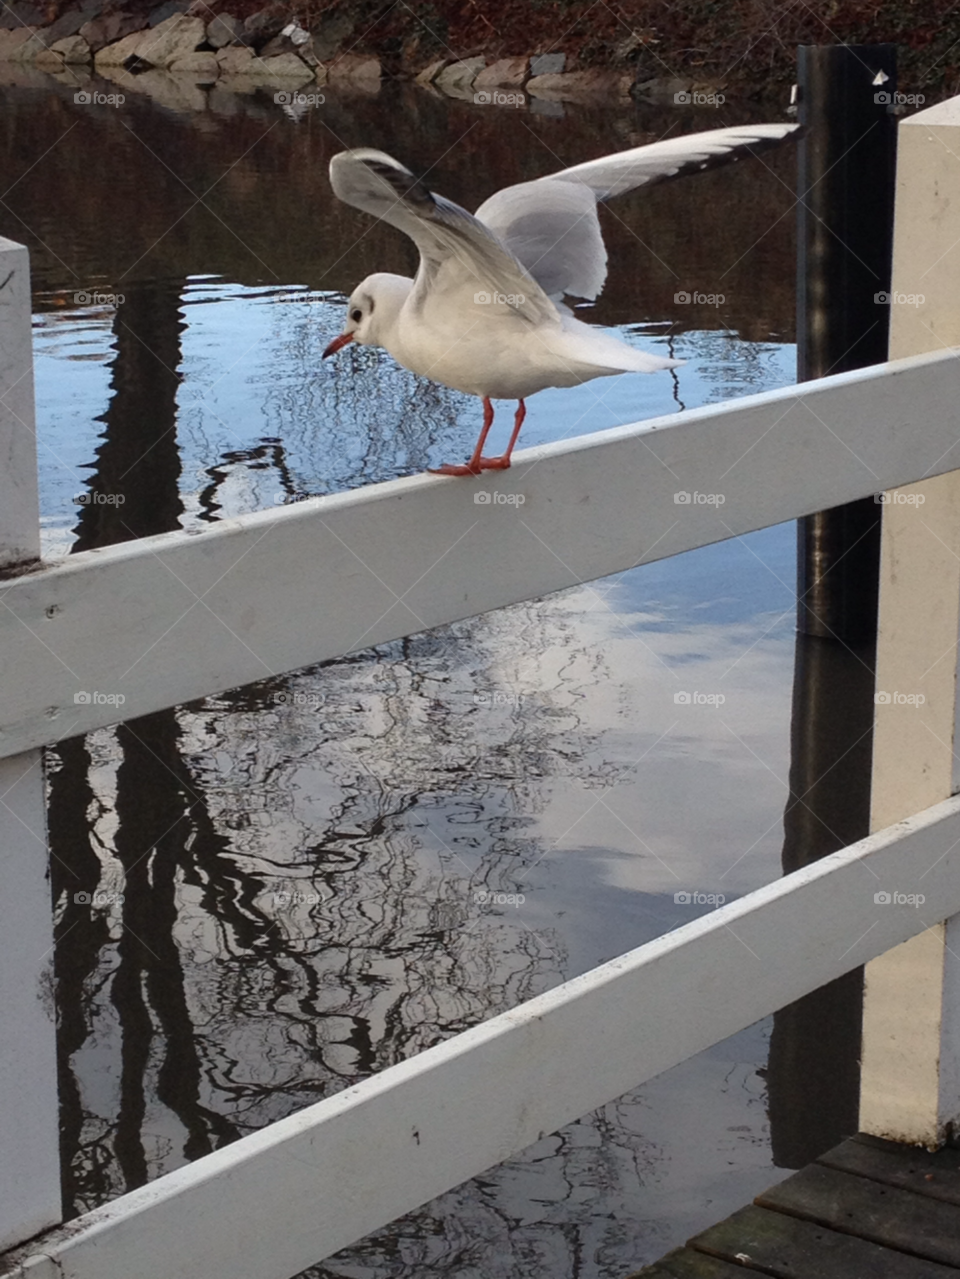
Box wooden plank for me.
[817,1135,960,1206]
[624,1247,752,1278]
[0,236,61,1250]
[1,347,958,761]
[5,793,960,1279]
[756,1163,960,1268]
[691,1201,960,1278]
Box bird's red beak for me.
[323,332,354,359]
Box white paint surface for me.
[861,99,960,1146]
[4,792,960,1279]
[0,238,60,1250]
[1,347,957,762]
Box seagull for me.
[324,123,797,476]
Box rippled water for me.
[1,69,813,1277]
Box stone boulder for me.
[206,13,243,48]
[414,57,447,86]
[325,52,380,85]
[435,57,484,94]
[51,33,91,62]
[530,53,565,76]
[79,10,147,53]
[120,14,204,68]
[526,68,633,101]
[242,5,288,46]
[41,9,88,45]
[94,28,152,66]
[474,57,528,89]
[168,50,218,77]
[215,45,252,73]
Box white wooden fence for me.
[2,95,960,1279]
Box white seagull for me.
[324,123,797,476]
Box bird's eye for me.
[350,308,363,323]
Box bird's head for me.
[323,273,411,358]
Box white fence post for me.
[860,97,960,1145]
[0,236,61,1246]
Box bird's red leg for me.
[428,396,495,477]
[479,399,526,471]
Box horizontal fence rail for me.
[0,347,957,760]
[4,792,960,1279]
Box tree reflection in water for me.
[1,77,806,1277]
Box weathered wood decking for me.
[628,1134,960,1279]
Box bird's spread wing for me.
[475,123,798,302]
[544,123,799,200]
[329,148,558,327]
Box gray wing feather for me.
[329,148,557,326]
[474,123,798,301]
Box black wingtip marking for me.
[362,157,436,214]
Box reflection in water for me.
[0,75,824,1276]
[766,633,874,1168]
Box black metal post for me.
[796,43,898,641]
[766,44,898,1168]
